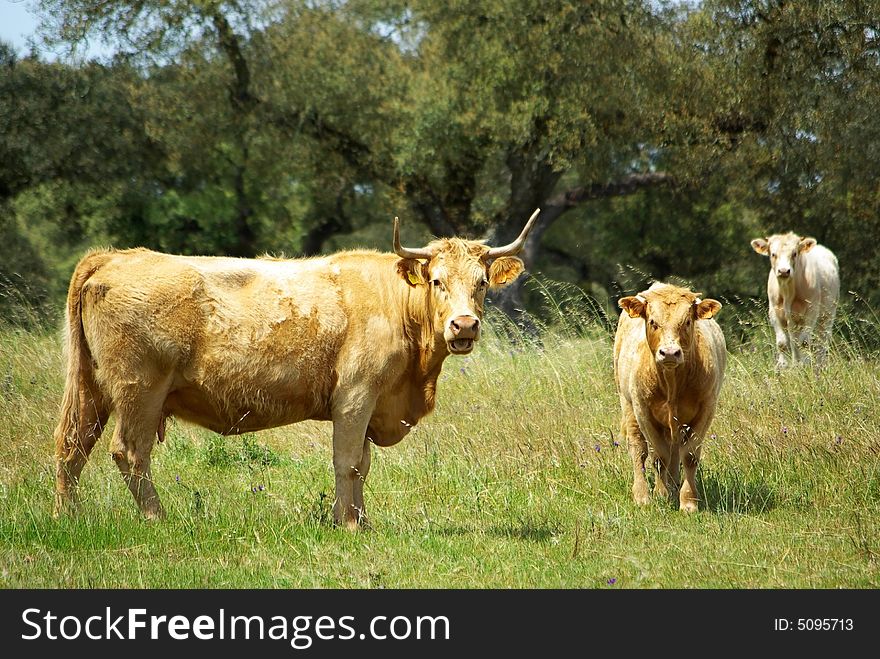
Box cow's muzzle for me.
[776,268,791,279]
[447,315,480,354]
[657,345,684,368]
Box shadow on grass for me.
[698,471,777,514]
[432,522,559,542]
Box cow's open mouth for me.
[449,338,475,354]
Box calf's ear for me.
[695,298,722,319]
[397,259,428,287]
[798,237,817,253]
[750,238,769,255]
[619,295,647,319]
[488,257,525,289]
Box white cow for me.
[750,232,840,369]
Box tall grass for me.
[0,280,878,588]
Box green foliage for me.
[1,0,880,329]
[202,433,283,469]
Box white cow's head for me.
[751,232,816,281]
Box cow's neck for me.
[658,367,679,438]
[656,354,700,442]
[413,340,448,419]
[402,289,450,421]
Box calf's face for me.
[619,291,721,369]
[751,233,816,280]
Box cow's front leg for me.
[774,325,791,370]
[792,325,814,366]
[678,407,715,513]
[650,429,675,504]
[770,306,790,370]
[331,403,373,531]
[352,438,372,529]
[622,402,650,506]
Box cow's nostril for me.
[450,316,479,337]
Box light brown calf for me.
[614,282,726,512]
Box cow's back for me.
[78,249,353,431]
[695,318,727,398]
[802,244,840,309]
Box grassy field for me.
[1,301,879,589]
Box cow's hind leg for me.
[54,384,109,516]
[110,388,166,519]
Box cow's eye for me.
[431,279,444,291]
[479,279,489,289]
[649,319,658,329]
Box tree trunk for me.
[488,171,675,330]
[205,5,258,257]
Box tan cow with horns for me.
[54,210,540,528]
[614,282,727,512]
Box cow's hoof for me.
[679,500,699,513]
[632,486,651,506]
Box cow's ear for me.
[488,257,525,289]
[695,298,722,320]
[397,259,427,287]
[751,238,769,255]
[798,237,817,253]
[619,296,646,319]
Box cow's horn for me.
[393,217,434,260]
[486,208,541,258]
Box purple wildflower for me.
[607,578,617,586]
[594,444,601,453]
[175,475,181,483]
[258,484,265,491]
[835,435,843,445]
[710,433,717,441]
[782,426,789,436]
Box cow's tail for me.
[53,251,113,485]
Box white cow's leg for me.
[352,438,372,528]
[331,401,373,530]
[769,306,790,370]
[622,400,650,505]
[813,308,836,368]
[775,327,791,370]
[792,323,813,366]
